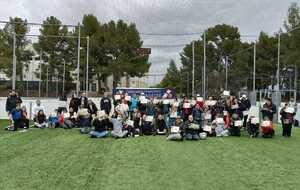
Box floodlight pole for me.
[39,51,42,98]
[253,43,256,92]
[192,41,195,97]
[63,59,66,95]
[46,66,49,97]
[203,31,207,98]
[12,31,16,90]
[294,64,297,103]
[187,72,190,97]
[277,33,281,91]
[76,23,81,96]
[86,36,89,96]
[56,74,58,97]
[225,56,228,90]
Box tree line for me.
[159,3,300,96]
[0,15,150,94]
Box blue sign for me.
[112,88,176,98]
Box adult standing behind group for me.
[69,92,88,113]
[261,98,276,138]
[78,92,88,108]
[240,95,251,128]
[6,90,22,129]
[100,94,112,115]
[6,90,22,115]
[261,98,277,121]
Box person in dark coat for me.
[155,114,167,134]
[34,110,47,128]
[192,103,204,127]
[90,112,112,138]
[100,94,112,115]
[69,94,79,113]
[240,95,251,128]
[6,90,22,114]
[8,101,23,131]
[261,98,277,121]
[181,97,192,122]
[226,96,243,118]
[280,103,296,137]
[183,115,200,140]
[87,99,98,116]
[78,92,88,109]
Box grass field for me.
[1,120,300,190]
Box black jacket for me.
[262,103,277,121]
[6,95,22,113]
[156,119,167,131]
[240,99,251,111]
[78,97,88,108]
[100,97,112,111]
[69,97,79,112]
[88,102,98,115]
[280,107,295,124]
[93,118,112,132]
[37,113,46,124]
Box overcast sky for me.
[0,0,297,84]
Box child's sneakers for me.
[5,126,16,131]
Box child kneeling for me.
[247,117,260,138]
[261,118,274,138]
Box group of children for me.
[5,90,297,140]
[85,90,296,140]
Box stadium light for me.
[192,41,195,97]
[12,31,16,90]
[76,23,81,96]
[86,36,89,96]
[203,30,206,99]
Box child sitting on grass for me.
[167,117,184,141]
[229,113,243,137]
[7,101,23,131]
[90,111,112,138]
[247,116,260,138]
[21,106,29,129]
[212,114,228,137]
[34,110,47,128]
[78,106,91,134]
[155,114,167,135]
[184,115,200,140]
[141,115,156,136]
[48,111,59,128]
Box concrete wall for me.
[0,97,101,120]
[1,97,300,124]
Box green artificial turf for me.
[0,120,300,190]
